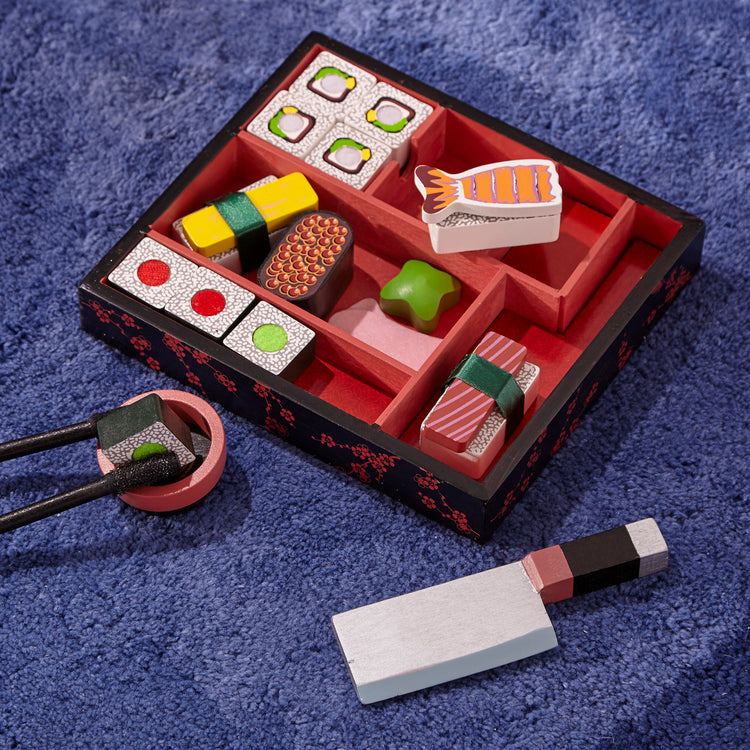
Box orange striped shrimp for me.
[414,159,561,223]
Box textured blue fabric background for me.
[1,1,748,748]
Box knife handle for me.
[521,518,668,604]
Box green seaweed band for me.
[313,66,351,82]
[329,137,365,152]
[372,117,409,133]
[368,107,410,133]
[211,192,266,255]
[328,138,370,161]
[268,109,292,139]
[449,353,524,436]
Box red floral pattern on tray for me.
[312,433,397,483]
[647,265,693,326]
[254,383,296,437]
[413,471,478,538]
[82,298,143,338]
[79,298,239,395]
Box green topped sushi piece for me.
[97,394,196,469]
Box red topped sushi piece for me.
[257,210,354,319]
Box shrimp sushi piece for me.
[415,159,562,223]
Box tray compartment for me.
[364,105,658,337]
[366,107,546,220]
[501,198,613,290]
[397,302,585,481]
[376,271,509,438]
[239,42,440,188]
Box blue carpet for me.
[1,1,748,748]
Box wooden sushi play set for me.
[79,34,705,541]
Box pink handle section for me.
[421,333,527,452]
[521,545,574,604]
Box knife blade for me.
[331,518,668,703]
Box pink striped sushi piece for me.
[422,333,527,452]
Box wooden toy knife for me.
[332,518,668,704]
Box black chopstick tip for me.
[108,452,182,494]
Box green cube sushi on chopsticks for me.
[97,394,196,469]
